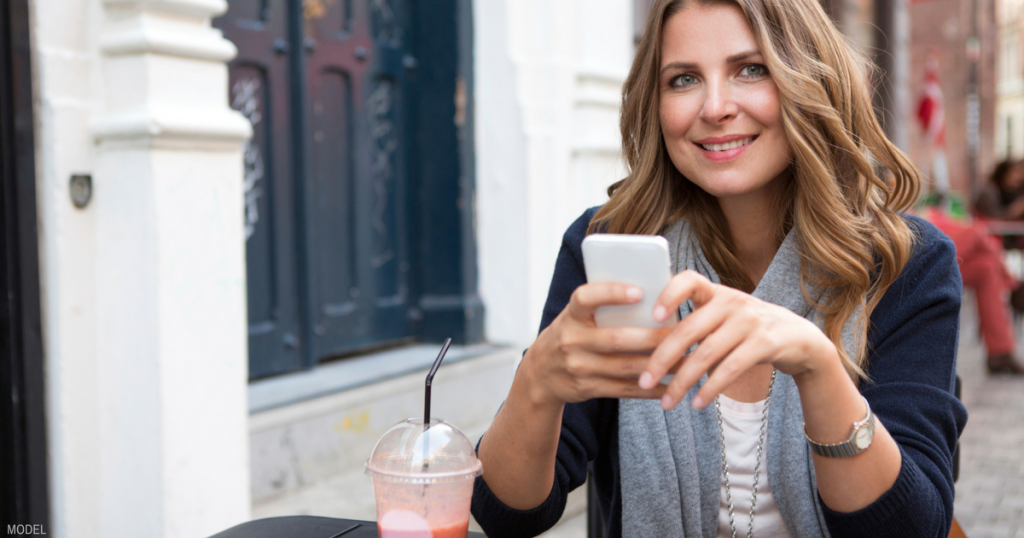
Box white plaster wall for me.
[475,0,634,348]
[32,0,251,536]
[473,0,530,349]
[31,0,105,535]
[249,349,518,504]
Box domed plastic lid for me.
[365,418,483,483]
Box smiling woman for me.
[470,0,966,537]
[658,10,791,200]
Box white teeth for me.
[699,136,754,152]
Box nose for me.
[701,78,738,123]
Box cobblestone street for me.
[953,292,1024,538]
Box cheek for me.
[747,85,784,130]
[659,96,700,139]
[748,87,792,157]
[660,100,700,176]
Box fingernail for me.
[692,396,705,410]
[639,372,654,389]
[627,287,643,301]
[652,304,666,321]
[661,394,674,410]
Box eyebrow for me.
[659,50,762,76]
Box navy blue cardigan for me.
[471,207,968,538]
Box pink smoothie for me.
[377,521,468,538]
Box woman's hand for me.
[478,282,670,511]
[638,270,839,409]
[522,282,672,408]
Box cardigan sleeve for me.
[471,208,614,538]
[820,215,969,538]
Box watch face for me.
[854,423,874,450]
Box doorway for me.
[0,0,49,528]
[215,0,483,379]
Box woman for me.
[471,0,966,537]
[975,159,1024,219]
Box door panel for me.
[233,66,276,326]
[230,0,270,22]
[218,0,458,378]
[363,1,412,343]
[309,69,357,319]
[304,0,413,360]
[215,0,303,379]
[365,76,408,317]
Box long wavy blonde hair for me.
[589,0,921,380]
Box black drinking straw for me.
[424,338,453,428]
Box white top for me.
[715,393,794,538]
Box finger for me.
[575,376,669,402]
[651,270,718,322]
[563,350,655,380]
[658,317,751,408]
[579,326,672,354]
[568,282,643,322]
[639,303,730,389]
[690,340,766,410]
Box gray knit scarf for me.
[619,219,858,538]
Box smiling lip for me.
[693,134,757,162]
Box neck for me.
[718,188,784,287]
[714,178,789,403]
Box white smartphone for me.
[581,234,677,328]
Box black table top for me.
[208,516,487,538]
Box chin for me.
[686,174,772,198]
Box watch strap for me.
[807,436,864,458]
[804,397,874,458]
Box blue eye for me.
[740,64,768,77]
[671,74,698,88]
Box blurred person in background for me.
[472,0,966,536]
[920,201,1024,375]
[975,160,1024,219]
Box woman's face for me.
[659,2,793,202]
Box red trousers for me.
[928,208,1019,356]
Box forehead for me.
[660,3,759,65]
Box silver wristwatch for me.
[804,397,875,458]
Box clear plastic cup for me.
[365,418,483,538]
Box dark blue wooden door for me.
[216,0,422,377]
[216,0,304,379]
[303,0,413,361]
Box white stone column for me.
[89,0,251,536]
[31,0,104,534]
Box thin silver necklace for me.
[715,368,777,538]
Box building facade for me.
[3,0,996,536]
[909,0,998,196]
[28,0,252,536]
[10,0,634,536]
[996,0,1024,160]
